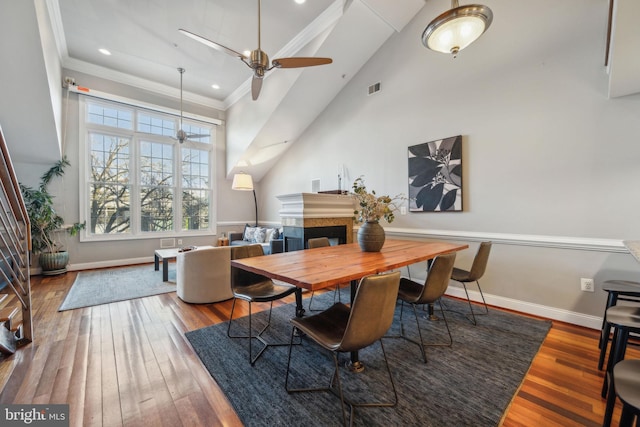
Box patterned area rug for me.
[186,293,551,426]
[58,264,176,311]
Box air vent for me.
[311,179,320,193]
[368,82,381,95]
[160,238,175,248]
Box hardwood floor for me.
[0,266,634,426]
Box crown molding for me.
[63,57,225,111]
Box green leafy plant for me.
[20,156,85,254]
[351,176,404,224]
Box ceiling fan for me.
[175,67,208,143]
[179,0,333,101]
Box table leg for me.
[295,289,305,318]
[348,279,365,373]
[428,303,439,320]
[425,259,439,320]
[154,253,160,271]
[162,259,169,282]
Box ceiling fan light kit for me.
[422,0,493,57]
[179,0,332,101]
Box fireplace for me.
[277,193,354,252]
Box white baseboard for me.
[445,286,602,330]
[67,256,154,272]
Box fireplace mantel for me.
[277,193,354,219]
[277,193,355,251]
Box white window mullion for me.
[131,135,141,235]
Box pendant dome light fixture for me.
[422,0,493,58]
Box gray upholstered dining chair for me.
[450,241,492,325]
[395,253,456,363]
[285,271,401,427]
[306,237,342,311]
[227,244,298,365]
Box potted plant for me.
[351,176,404,252]
[20,156,85,275]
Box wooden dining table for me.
[231,238,469,371]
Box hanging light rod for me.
[422,0,493,57]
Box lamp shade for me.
[232,173,254,191]
[422,2,493,57]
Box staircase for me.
[0,125,33,355]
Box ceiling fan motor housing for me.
[251,50,269,77]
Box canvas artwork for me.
[408,135,463,212]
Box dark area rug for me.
[58,264,176,311]
[186,292,551,426]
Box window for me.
[79,97,216,241]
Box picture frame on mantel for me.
[408,135,463,212]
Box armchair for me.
[176,246,233,303]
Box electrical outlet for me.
[580,278,594,292]
[400,206,407,215]
[177,239,183,245]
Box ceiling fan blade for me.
[252,76,263,101]
[179,29,245,59]
[272,57,333,68]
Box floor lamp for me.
[232,172,257,226]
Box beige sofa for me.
[176,246,234,303]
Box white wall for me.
[257,0,640,327]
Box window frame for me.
[78,95,217,242]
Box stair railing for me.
[0,125,33,344]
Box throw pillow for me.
[244,226,259,242]
[242,224,251,240]
[253,227,267,243]
[264,228,277,242]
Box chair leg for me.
[286,327,335,394]
[461,280,489,325]
[599,321,612,370]
[348,339,398,410]
[286,331,396,426]
[331,353,349,427]
[461,283,477,325]
[436,300,453,347]
[620,402,635,427]
[308,291,319,311]
[331,340,398,427]
[309,285,341,311]
[603,328,629,398]
[603,370,617,427]
[228,299,288,365]
[475,280,489,314]
[392,301,452,363]
[410,303,428,363]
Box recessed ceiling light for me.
[98,48,111,56]
[294,0,306,4]
[211,84,220,90]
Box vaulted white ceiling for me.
[0,0,638,179]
